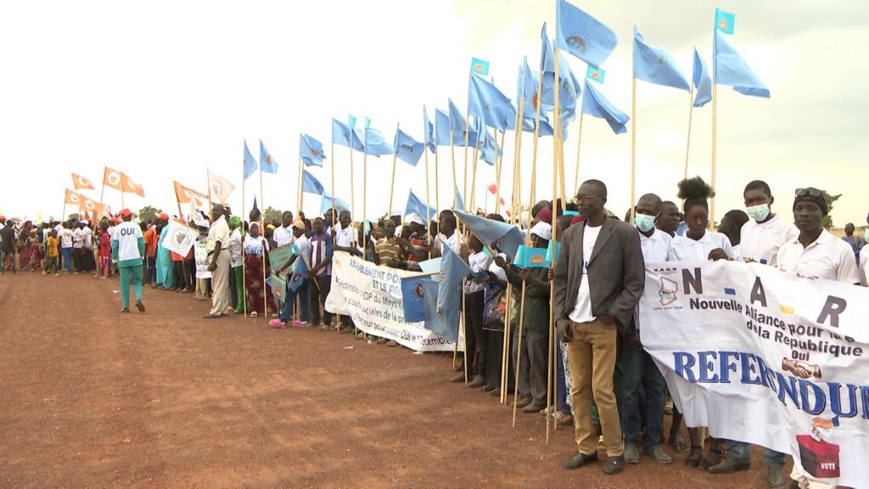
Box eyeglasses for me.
[795,188,822,198]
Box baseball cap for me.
[120,208,132,217]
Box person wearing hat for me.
[111,209,145,313]
[270,220,312,328]
[402,213,430,271]
[204,204,231,319]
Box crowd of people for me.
[2,176,867,489]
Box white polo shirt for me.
[739,214,799,266]
[776,229,860,284]
[669,230,734,261]
[73,228,83,249]
[859,247,868,287]
[273,225,295,248]
[639,227,671,264]
[335,223,355,248]
[464,251,493,294]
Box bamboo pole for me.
[260,168,268,318]
[511,281,527,427]
[684,85,695,180]
[387,124,400,218]
[434,144,440,214]
[241,167,247,318]
[469,139,480,211]
[463,113,470,211]
[710,83,718,228]
[630,77,637,225]
[500,284,512,404]
[423,124,433,261]
[572,112,585,194]
[331,141,336,222]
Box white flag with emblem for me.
[161,220,200,257]
[207,169,235,204]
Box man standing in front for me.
[111,209,145,313]
[204,204,231,319]
[555,180,645,475]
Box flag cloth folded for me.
[455,186,465,210]
[429,245,472,342]
[422,106,436,152]
[470,57,490,76]
[207,169,235,204]
[406,190,437,224]
[521,116,554,137]
[556,0,618,67]
[320,192,350,214]
[302,169,325,195]
[582,80,630,134]
[713,31,770,98]
[243,140,257,180]
[448,99,468,143]
[544,241,563,265]
[395,128,424,166]
[476,121,501,166]
[453,209,524,260]
[518,57,549,117]
[259,139,279,174]
[363,127,394,156]
[64,189,80,206]
[586,65,605,84]
[514,245,549,268]
[693,47,713,107]
[715,8,736,35]
[401,275,427,322]
[71,173,95,190]
[174,181,208,205]
[421,279,453,341]
[121,172,145,197]
[161,220,199,257]
[289,246,309,292]
[434,108,452,146]
[103,167,123,191]
[468,74,516,133]
[300,134,326,167]
[332,118,365,151]
[540,24,582,118]
[633,27,690,91]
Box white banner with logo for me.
[640,260,869,487]
[161,220,199,257]
[325,252,456,352]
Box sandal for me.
[669,433,689,452]
[684,446,703,468]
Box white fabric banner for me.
[161,221,199,257]
[325,252,456,352]
[640,260,869,487]
[194,239,211,279]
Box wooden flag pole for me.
[434,144,440,215]
[241,168,248,318]
[423,127,433,261]
[463,114,470,211]
[469,140,480,211]
[449,127,458,210]
[297,156,304,216]
[684,85,695,180]
[494,130,508,215]
[630,77,637,225]
[710,83,718,228]
[331,141,336,220]
[500,283,512,404]
[387,123,400,219]
[511,281,528,427]
[572,112,585,194]
[260,167,268,318]
[350,145,356,231]
[363,129,369,245]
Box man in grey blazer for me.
[555,179,645,475]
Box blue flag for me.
[434,108,452,146]
[468,74,516,133]
[349,115,357,128]
[300,134,326,167]
[454,186,464,210]
[302,169,325,195]
[470,57,490,76]
[453,209,524,260]
[401,275,427,322]
[582,80,630,134]
[475,120,501,166]
[693,48,713,107]
[332,118,365,152]
[521,116,554,137]
[544,241,563,265]
[421,279,452,341]
[320,192,350,214]
[259,139,279,174]
[406,190,436,224]
[586,65,605,84]
[243,140,257,180]
[514,245,550,268]
[448,99,468,142]
[715,8,736,35]
[430,245,472,342]
[364,127,394,156]
[633,27,690,91]
[540,24,582,116]
[395,128,424,166]
[518,58,550,117]
[422,106,435,152]
[556,0,618,67]
[289,245,309,292]
[713,31,770,98]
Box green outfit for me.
[233,265,245,313]
[505,266,551,333]
[111,236,145,310]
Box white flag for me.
[207,169,235,204]
[161,220,200,256]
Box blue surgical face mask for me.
[634,213,657,233]
[746,204,770,223]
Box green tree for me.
[263,206,282,224]
[821,191,841,230]
[139,205,162,223]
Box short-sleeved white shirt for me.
[739,214,799,266]
[859,247,868,287]
[335,224,355,248]
[776,229,860,284]
[112,221,143,262]
[228,228,243,267]
[669,230,734,261]
[273,226,295,248]
[206,215,230,253]
[464,251,493,294]
[639,227,671,264]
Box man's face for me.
[635,197,660,218]
[339,212,351,229]
[743,188,771,208]
[576,183,606,219]
[313,219,323,234]
[281,213,293,228]
[383,220,396,238]
[210,208,222,222]
[793,202,823,233]
[844,223,854,236]
[292,226,305,238]
[439,218,455,235]
[657,204,680,234]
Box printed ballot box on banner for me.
[797,429,840,479]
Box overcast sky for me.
[1,0,867,227]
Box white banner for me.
[194,239,211,279]
[161,220,199,257]
[325,252,456,352]
[640,260,869,487]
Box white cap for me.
[405,212,425,226]
[530,221,551,241]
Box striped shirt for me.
[310,233,333,277]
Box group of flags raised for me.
[64,168,145,219]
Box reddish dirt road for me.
[0,272,786,488]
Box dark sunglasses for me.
[795,188,822,198]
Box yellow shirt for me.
[47,236,59,257]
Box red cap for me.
[0,215,5,221]
[120,208,132,217]
[158,213,169,220]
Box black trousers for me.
[72,248,83,271]
[309,275,332,325]
[463,290,487,379]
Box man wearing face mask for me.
[740,180,798,266]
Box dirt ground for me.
[0,272,790,488]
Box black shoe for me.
[522,402,546,414]
[448,374,465,383]
[468,376,486,388]
[135,301,145,312]
[121,308,130,313]
[603,456,625,474]
[514,397,533,409]
[564,452,598,470]
[203,313,222,319]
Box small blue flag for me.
[582,80,630,134]
[349,115,357,127]
[447,100,479,147]
[406,190,437,224]
[468,74,517,133]
[455,186,464,210]
[714,31,770,98]
[320,192,350,214]
[478,126,500,167]
[422,106,435,153]
[299,134,326,167]
[332,118,365,152]
[421,279,453,341]
[470,57,490,76]
[434,108,452,146]
[364,127,394,156]
[395,128,424,166]
[556,0,618,67]
[302,169,325,195]
[453,209,524,260]
[259,139,279,174]
[514,245,549,269]
[243,140,257,180]
[586,65,606,84]
[544,241,563,265]
[401,275,427,322]
[692,48,713,107]
[715,8,736,35]
[364,117,371,129]
[289,249,309,292]
[518,58,550,117]
[633,27,690,91]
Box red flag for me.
[487,184,498,195]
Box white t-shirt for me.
[859,247,868,287]
[111,221,143,262]
[273,226,295,248]
[464,251,493,294]
[638,228,671,264]
[739,214,799,266]
[243,235,269,256]
[436,232,460,255]
[731,244,743,262]
[82,227,93,250]
[568,224,601,324]
[293,235,311,274]
[669,230,734,261]
[73,228,83,249]
[335,224,355,248]
[228,228,243,268]
[776,229,860,284]
[59,228,74,248]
